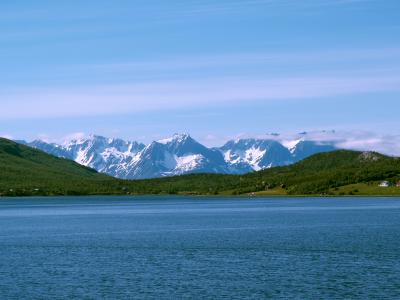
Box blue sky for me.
[1,0,400,148]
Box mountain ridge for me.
[19,133,337,179]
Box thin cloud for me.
[5,48,398,86]
[1,75,400,120]
[207,129,400,156]
[0,0,376,41]
[165,0,373,17]
[60,132,87,144]
[0,134,13,140]
[79,48,400,73]
[276,130,400,156]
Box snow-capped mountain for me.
[219,139,294,172]
[21,133,338,179]
[22,135,145,178]
[26,140,72,159]
[122,134,229,179]
[291,140,337,161]
[61,135,146,177]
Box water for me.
[0,197,400,299]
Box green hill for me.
[0,138,119,196]
[127,150,400,196]
[1,138,399,196]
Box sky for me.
[1,0,400,152]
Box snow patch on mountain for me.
[158,133,190,145]
[244,147,267,171]
[282,139,303,153]
[175,154,204,172]
[219,138,295,172]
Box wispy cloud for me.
[162,0,374,17]
[60,132,86,145]
[309,131,400,156]
[1,74,399,120]
[4,47,398,87]
[200,129,400,156]
[336,135,400,156]
[0,133,13,140]
[77,48,400,74]
[274,130,400,156]
[0,0,377,42]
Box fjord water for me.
[1,197,400,299]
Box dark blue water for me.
[1,197,400,299]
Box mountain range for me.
[19,133,337,179]
[3,137,400,197]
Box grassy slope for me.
[245,150,400,195]
[128,150,400,196]
[1,138,400,196]
[329,183,400,196]
[0,138,121,196]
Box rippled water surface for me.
[1,196,400,299]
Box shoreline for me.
[1,193,400,199]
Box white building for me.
[379,181,390,187]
